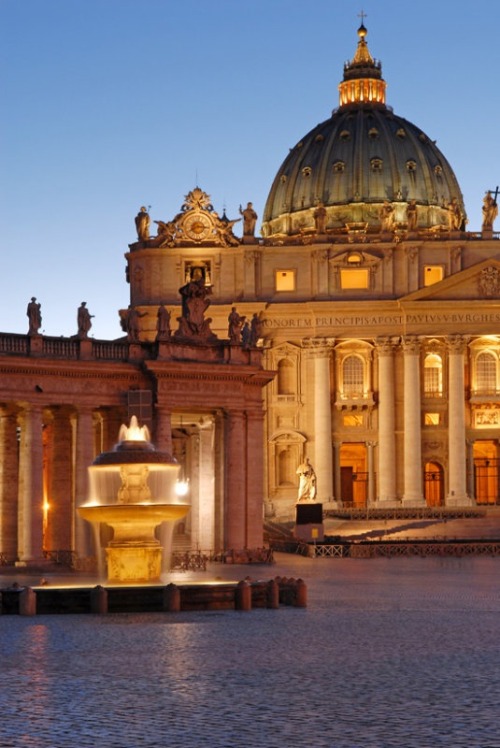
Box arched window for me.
[277,359,295,395]
[424,353,443,396]
[342,355,364,398]
[476,352,497,394]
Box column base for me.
[445,494,475,507]
[401,496,426,508]
[374,499,400,508]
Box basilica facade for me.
[1,23,500,564]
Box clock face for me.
[184,212,212,241]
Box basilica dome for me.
[262,24,466,240]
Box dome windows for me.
[396,128,406,139]
[370,157,383,172]
[301,166,312,178]
[315,134,325,143]
[340,130,351,141]
[406,160,417,172]
[368,127,379,139]
[434,164,443,176]
[333,161,345,173]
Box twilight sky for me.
[1,0,499,340]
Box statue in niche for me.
[482,191,498,231]
[406,200,418,231]
[27,297,42,335]
[379,201,395,231]
[313,202,327,234]
[77,301,94,339]
[228,306,245,344]
[296,458,317,503]
[447,197,463,231]
[156,305,171,341]
[239,202,258,236]
[135,207,150,241]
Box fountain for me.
[78,417,190,583]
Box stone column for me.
[17,405,44,563]
[246,410,265,548]
[197,419,216,550]
[75,407,95,558]
[367,441,375,506]
[446,336,472,505]
[45,408,73,552]
[307,339,335,504]
[155,405,173,454]
[375,337,398,506]
[0,408,20,560]
[466,440,475,501]
[333,441,342,507]
[402,337,425,506]
[225,410,246,550]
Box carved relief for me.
[478,266,500,298]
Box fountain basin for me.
[78,503,190,583]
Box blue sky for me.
[1,0,500,339]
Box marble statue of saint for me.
[406,200,418,231]
[249,312,263,347]
[447,197,463,231]
[379,201,395,232]
[156,305,171,341]
[482,191,498,231]
[239,202,258,236]
[296,458,317,502]
[228,306,245,344]
[135,207,150,241]
[77,301,94,339]
[241,320,252,348]
[125,306,146,343]
[313,202,327,234]
[27,297,42,335]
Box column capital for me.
[446,334,469,354]
[402,335,421,355]
[302,337,335,355]
[375,336,400,355]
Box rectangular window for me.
[275,270,296,291]
[425,413,440,426]
[128,390,152,431]
[343,414,363,427]
[340,268,369,289]
[424,265,444,286]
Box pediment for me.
[402,260,500,302]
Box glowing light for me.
[175,479,190,497]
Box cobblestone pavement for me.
[1,555,500,748]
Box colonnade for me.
[299,335,473,507]
[0,400,266,564]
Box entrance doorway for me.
[340,443,368,507]
[424,462,444,506]
[474,440,500,505]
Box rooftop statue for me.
[77,301,94,339]
[135,207,150,242]
[27,297,42,336]
[447,197,464,231]
[175,276,217,342]
[156,305,171,342]
[313,202,327,234]
[239,202,258,236]
[379,201,395,232]
[482,190,498,231]
[228,306,245,344]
